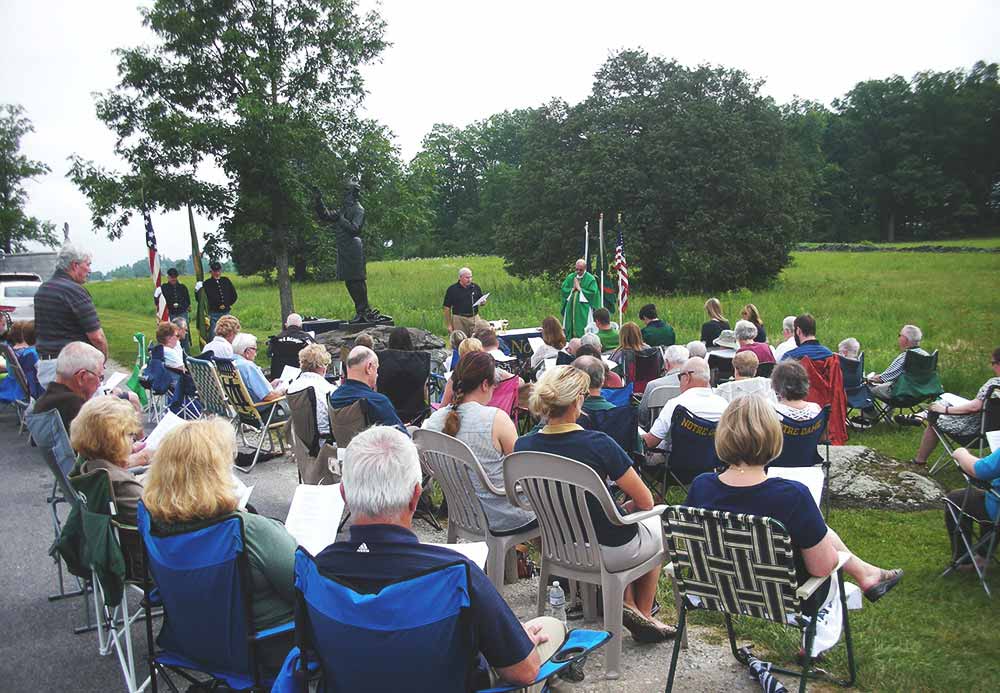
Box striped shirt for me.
[878,348,928,383]
[33,269,101,357]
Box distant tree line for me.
[89,255,236,282]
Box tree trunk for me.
[294,255,308,281]
[274,237,294,323]
[886,209,896,243]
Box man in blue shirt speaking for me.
[317,426,563,688]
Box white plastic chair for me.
[413,429,539,592]
[503,450,667,679]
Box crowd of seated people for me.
[0,320,43,405]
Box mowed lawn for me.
[88,249,1000,690]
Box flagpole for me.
[188,203,209,349]
[617,211,624,327]
[598,212,605,304]
[583,221,589,270]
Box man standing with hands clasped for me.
[443,267,489,336]
[560,259,600,339]
[198,261,238,336]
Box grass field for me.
[87,248,1000,690]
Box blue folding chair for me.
[770,406,832,515]
[274,549,610,693]
[665,406,721,490]
[600,382,634,408]
[839,353,872,419]
[137,503,293,692]
[579,404,639,457]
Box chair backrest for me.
[1,342,31,403]
[600,382,634,408]
[267,332,310,381]
[579,405,638,456]
[413,429,493,538]
[486,375,520,416]
[287,387,321,457]
[503,451,625,574]
[328,399,369,448]
[215,358,264,427]
[26,408,78,503]
[769,406,830,468]
[646,384,681,423]
[620,348,664,394]
[663,505,799,624]
[555,350,574,366]
[983,385,1000,435]
[292,549,478,692]
[799,355,848,445]
[137,503,258,685]
[707,352,734,386]
[187,357,234,419]
[756,361,775,378]
[891,349,944,403]
[669,406,721,484]
[375,349,431,422]
[839,352,873,409]
[144,344,172,395]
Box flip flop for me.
[864,568,903,603]
[622,606,669,643]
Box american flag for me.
[144,211,168,322]
[614,225,629,315]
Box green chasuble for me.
[561,271,600,338]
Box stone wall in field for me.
[796,243,999,253]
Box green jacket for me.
[597,328,620,351]
[642,320,676,348]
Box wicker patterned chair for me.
[186,357,235,421]
[662,505,855,693]
[215,358,287,473]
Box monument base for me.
[303,316,394,336]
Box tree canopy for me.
[0,104,58,254]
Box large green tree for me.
[74,0,386,320]
[0,104,58,254]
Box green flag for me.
[188,204,210,348]
[126,332,148,406]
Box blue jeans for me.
[208,310,229,337]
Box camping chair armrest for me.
[796,551,851,601]
[254,619,295,641]
[664,561,677,578]
[476,628,612,693]
[610,504,668,527]
[252,395,287,409]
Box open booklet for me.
[101,371,129,395]
[768,466,824,508]
[473,292,490,307]
[143,411,187,451]
[284,483,346,556]
[427,541,488,570]
[278,365,301,384]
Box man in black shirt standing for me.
[268,312,316,379]
[443,267,488,336]
[198,261,238,336]
[156,268,192,350]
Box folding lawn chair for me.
[643,383,680,430]
[272,549,610,692]
[770,406,832,515]
[927,385,1000,477]
[654,405,721,494]
[186,357,236,421]
[376,348,431,424]
[1,341,33,433]
[619,347,663,396]
[869,349,944,426]
[600,382,634,408]
[413,429,540,591]
[941,473,1000,597]
[286,388,339,485]
[839,353,872,422]
[215,358,288,473]
[137,502,294,692]
[663,506,856,693]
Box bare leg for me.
[826,528,894,590]
[623,566,663,620]
[913,424,939,464]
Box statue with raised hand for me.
[313,180,388,324]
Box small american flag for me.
[614,225,629,315]
[144,211,168,322]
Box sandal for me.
[622,606,669,643]
[864,568,903,603]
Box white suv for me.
[0,273,42,321]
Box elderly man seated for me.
[715,351,777,403]
[286,343,337,439]
[232,333,288,404]
[839,337,861,361]
[202,314,240,359]
[772,315,798,360]
[855,324,928,424]
[574,355,615,413]
[329,345,406,432]
[685,340,707,359]
[641,357,727,451]
[781,314,834,362]
[637,344,689,429]
[315,426,562,689]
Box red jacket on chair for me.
[800,355,848,445]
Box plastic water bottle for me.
[548,581,567,625]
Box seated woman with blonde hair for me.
[70,395,146,524]
[685,395,902,604]
[142,418,297,670]
[514,365,674,643]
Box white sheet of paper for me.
[498,328,541,337]
[768,466,824,508]
[528,337,544,354]
[285,483,345,556]
[102,371,128,393]
[143,411,187,451]
[428,542,489,571]
[473,292,490,307]
[939,392,972,408]
[987,430,1000,453]
[279,365,301,384]
[544,357,556,371]
[232,476,255,511]
[489,350,517,363]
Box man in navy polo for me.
[329,345,406,433]
[781,313,834,362]
[317,426,562,689]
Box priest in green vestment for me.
[560,259,601,339]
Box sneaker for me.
[557,656,587,682]
[894,414,921,426]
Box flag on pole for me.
[144,211,168,322]
[596,213,616,311]
[614,220,629,319]
[188,204,210,348]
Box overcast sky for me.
[2,0,998,271]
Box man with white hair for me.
[267,312,315,379]
[861,325,928,418]
[316,426,561,689]
[443,267,488,336]
[33,242,108,388]
[329,345,405,432]
[772,315,798,360]
[685,340,707,359]
[641,357,728,451]
[838,337,861,361]
[232,333,287,404]
[637,344,690,429]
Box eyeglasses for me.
[678,371,696,379]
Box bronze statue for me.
[313,180,389,324]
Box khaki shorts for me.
[602,515,664,573]
[451,314,489,338]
